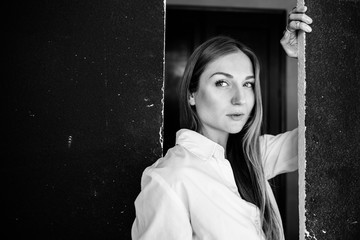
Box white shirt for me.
[132,128,298,240]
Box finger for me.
[299,22,312,32]
[288,20,312,33]
[293,5,307,13]
[289,6,297,14]
[289,13,313,24]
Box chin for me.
[227,126,245,134]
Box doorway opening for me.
[164,5,297,238]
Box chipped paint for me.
[305,229,318,240]
[159,0,166,154]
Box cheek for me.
[194,90,220,121]
[244,89,255,108]
[195,89,216,109]
[249,93,256,110]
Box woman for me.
[132,6,312,240]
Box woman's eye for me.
[215,80,229,87]
[244,82,254,88]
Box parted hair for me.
[179,36,282,240]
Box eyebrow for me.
[209,72,255,80]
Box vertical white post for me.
[297,0,306,239]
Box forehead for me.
[203,51,253,75]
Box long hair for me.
[178,36,282,240]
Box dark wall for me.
[305,1,360,239]
[4,0,164,239]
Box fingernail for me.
[305,25,312,32]
[305,16,313,24]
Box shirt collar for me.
[175,129,225,161]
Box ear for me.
[188,92,196,106]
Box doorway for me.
[164,5,293,238]
[164,6,287,151]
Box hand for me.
[280,6,313,58]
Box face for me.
[189,51,255,145]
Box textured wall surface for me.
[4,0,164,239]
[303,0,360,239]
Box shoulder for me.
[141,144,202,189]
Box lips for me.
[227,113,245,121]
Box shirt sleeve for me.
[260,128,298,180]
[131,170,192,240]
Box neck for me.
[200,128,228,151]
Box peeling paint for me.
[305,229,318,240]
[159,0,166,154]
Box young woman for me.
[132,6,312,240]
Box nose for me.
[231,86,246,105]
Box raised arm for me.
[260,128,298,180]
[280,5,313,58]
